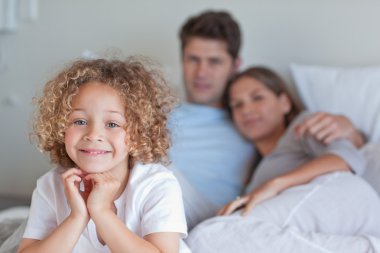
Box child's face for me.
[64,82,129,174]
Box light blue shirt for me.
[169,103,253,208]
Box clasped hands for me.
[61,168,120,221]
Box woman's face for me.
[229,76,291,143]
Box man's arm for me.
[294,112,366,148]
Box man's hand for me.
[294,112,366,148]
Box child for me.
[18,58,191,253]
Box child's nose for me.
[84,125,104,142]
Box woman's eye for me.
[107,122,119,128]
[253,95,263,101]
[73,119,86,125]
[230,102,242,109]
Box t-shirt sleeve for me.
[23,173,59,240]
[290,112,366,175]
[140,172,188,238]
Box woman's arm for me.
[218,154,350,216]
[219,112,365,216]
[273,153,350,191]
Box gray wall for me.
[1,0,380,197]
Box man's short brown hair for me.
[179,10,241,59]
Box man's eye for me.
[210,59,222,65]
[107,122,119,128]
[73,119,86,125]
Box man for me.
[168,11,253,229]
[169,10,365,230]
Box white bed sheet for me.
[186,141,380,253]
[0,207,29,222]
[0,207,29,253]
[187,215,380,253]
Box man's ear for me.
[232,57,242,74]
[279,93,292,114]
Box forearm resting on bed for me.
[17,214,88,253]
[275,154,351,192]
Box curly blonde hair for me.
[33,57,176,168]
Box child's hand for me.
[61,168,91,221]
[85,172,121,215]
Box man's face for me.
[182,37,239,108]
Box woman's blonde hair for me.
[33,57,175,168]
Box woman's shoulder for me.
[288,110,313,128]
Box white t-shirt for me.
[23,163,190,253]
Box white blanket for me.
[0,207,29,253]
[187,215,380,253]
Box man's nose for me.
[195,61,208,78]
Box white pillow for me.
[290,63,380,142]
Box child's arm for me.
[18,168,90,253]
[91,209,180,253]
[86,172,181,253]
[17,214,88,253]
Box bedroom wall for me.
[1,0,380,198]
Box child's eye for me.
[73,119,87,126]
[107,122,120,128]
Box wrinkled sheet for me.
[186,215,380,253]
[0,207,29,253]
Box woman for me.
[186,67,380,252]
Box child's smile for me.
[79,148,112,156]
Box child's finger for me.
[61,168,83,180]
[65,175,82,190]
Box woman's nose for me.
[241,102,256,115]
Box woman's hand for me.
[218,178,285,216]
[61,168,91,221]
[85,172,121,215]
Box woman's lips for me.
[243,118,260,128]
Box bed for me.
[186,63,380,253]
[1,63,380,253]
[0,206,29,253]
